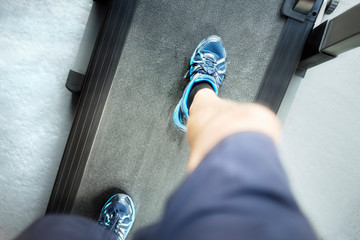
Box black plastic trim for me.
[66,70,86,94]
[46,0,138,214]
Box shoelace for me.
[184,52,226,86]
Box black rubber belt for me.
[46,0,138,214]
[255,0,324,113]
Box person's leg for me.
[16,193,135,240]
[15,215,115,240]
[135,35,316,240]
[186,88,281,173]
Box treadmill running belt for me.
[70,0,286,238]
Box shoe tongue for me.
[202,53,217,75]
[203,51,217,59]
[194,51,217,61]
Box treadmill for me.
[46,0,360,238]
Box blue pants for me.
[16,133,317,240]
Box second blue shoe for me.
[98,194,135,240]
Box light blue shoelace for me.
[184,52,226,86]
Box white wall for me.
[278,1,360,239]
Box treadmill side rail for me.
[255,0,324,112]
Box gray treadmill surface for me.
[72,0,286,238]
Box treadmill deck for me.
[69,0,286,238]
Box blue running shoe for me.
[98,194,135,240]
[173,35,227,131]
